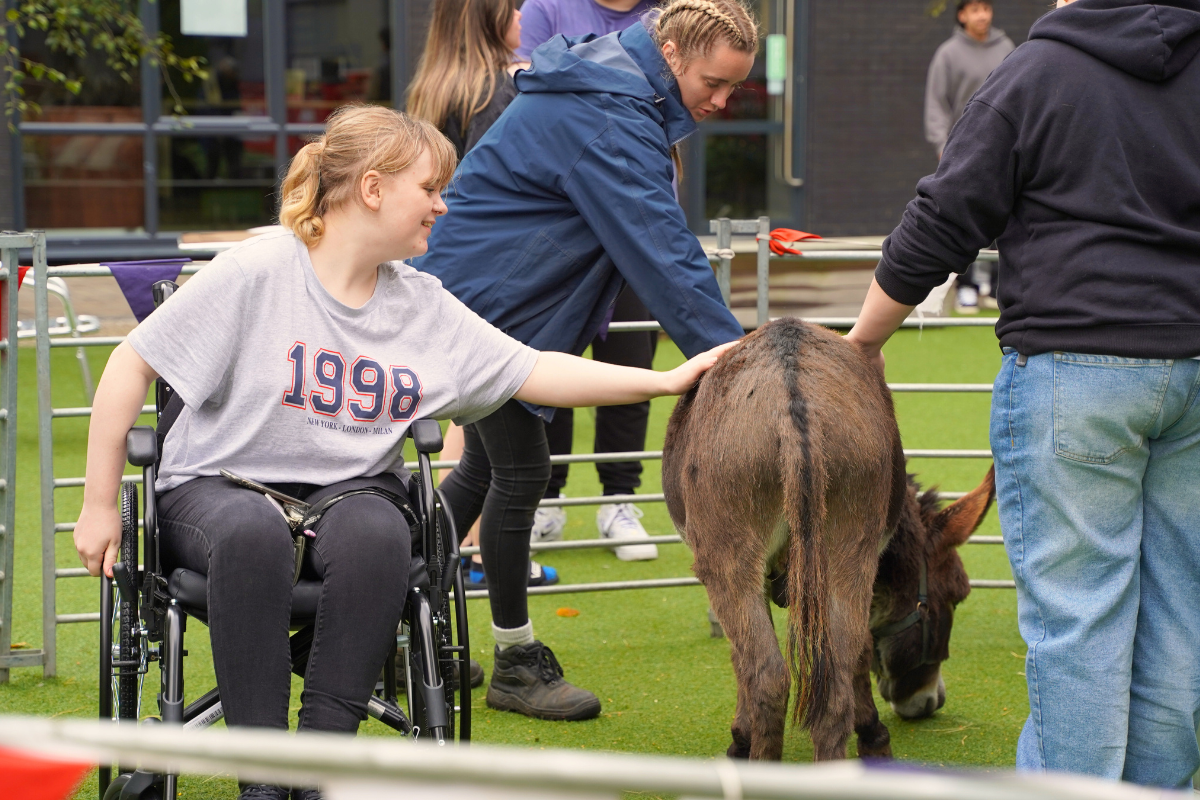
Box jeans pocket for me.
[1052,353,1170,464]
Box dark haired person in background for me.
[925,0,1014,312]
[849,0,1200,786]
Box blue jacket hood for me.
[517,22,697,146]
[1031,0,1200,81]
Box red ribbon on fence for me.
[767,228,822,256]
[0,746,90,800]
[0,266,30,334]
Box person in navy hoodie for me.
[416,0,757,721]
[845,0,1200,786]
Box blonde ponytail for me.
[279,140,327,245]
[278,104,458,247]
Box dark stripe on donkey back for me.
[767,320,833,728]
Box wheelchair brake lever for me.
[112,562,137,606]
[440,553,460,595]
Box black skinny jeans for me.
[545,287,658,496]
[158,473,413,733]
[438,399,549,629]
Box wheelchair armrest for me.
[126,426,158,467]
[410,419,443,454]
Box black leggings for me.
[545,286,658,496]
[158,473,413,733]
[438,399,549,629]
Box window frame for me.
[10,0,405,243]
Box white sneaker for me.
[531,497,566,544]
[955,285,979,314]
[596,503,658,561]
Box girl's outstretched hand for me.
[661,341,738,395]
[75,501,122,578]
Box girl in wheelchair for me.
[73,104,730,800]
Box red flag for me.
[768,228,822,256]
[0,266,29,335]
[0,747,91,800]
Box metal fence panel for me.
[0,233,40,680]
[26,225,1006,668]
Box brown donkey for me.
[662,318,994,760]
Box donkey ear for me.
[936,465,996,548]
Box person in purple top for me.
[515,0,657,61]
[518,0,668,564]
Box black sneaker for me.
[291,789,323,800]
[450,658,485,690]
[238,785,289,800]
[470,657,484,688]
[485,641,601,721]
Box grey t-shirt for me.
[128,229,538,491]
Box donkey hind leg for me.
[705,567,790,761]
[852,639,892,758]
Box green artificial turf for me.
[0,321,1028,800]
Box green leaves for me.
[0,0,207,126]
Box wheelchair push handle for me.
[409,419,443,454]
[151,280,177,307]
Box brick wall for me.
[805,0,1049,236]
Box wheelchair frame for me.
[98,282,470,800]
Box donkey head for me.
[870,466,995,720]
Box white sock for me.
[492,620,534,651]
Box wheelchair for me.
[98,282,470,800]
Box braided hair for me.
[649,0,759,64]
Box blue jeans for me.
[991,349,1200,787]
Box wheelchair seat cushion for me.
[167,569,323,623]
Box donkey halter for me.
[869,555,935,670]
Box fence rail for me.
[27,221,1007,678]
[0,715,1165,800]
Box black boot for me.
[485,642,600,721]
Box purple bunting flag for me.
[103,259,191,323]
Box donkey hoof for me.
[855,727,892,760]
[727,729,752,759]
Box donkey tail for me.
[772,323,833,730]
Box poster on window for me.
[181,0,248,37]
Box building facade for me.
[5,0,1050,260]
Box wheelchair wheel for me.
[406,496,471,743]
[117,482,140,720]
[438,491,471,742]
[102,770,164,800]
